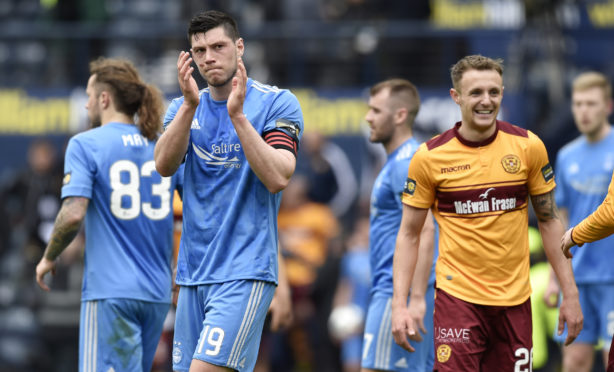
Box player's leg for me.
[341,334,363,372]
[141,302,171,372]
[432,289,486,372]
[173,285,204,372]
[79,299,147,372]
[361,292,431,372]
[480,297,532,372]
[189,359,234,371]
[174,280,275,372]
[562,344,597,372]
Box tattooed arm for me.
[531,190,583,346]
[35,196,89,291]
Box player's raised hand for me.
[177,51,199,107]
[228,57,247,120]
[35,257,56,291]
[391,303,418,352]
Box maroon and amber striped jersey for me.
[402,121,555,306]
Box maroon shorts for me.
[608,334,614,372]
[433,289,532,372]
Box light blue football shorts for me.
[554,282,614,348]
[172,280,275,372]
[79,299,169,372]
[362,285,435,372]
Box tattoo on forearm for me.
[531,191,559,222]
[44,198,86,261]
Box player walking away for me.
[35,57,182,372]
[391,54,583,371]
[154,10,303,372]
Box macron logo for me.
[191,119,201,130]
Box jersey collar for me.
[453,121,499,148]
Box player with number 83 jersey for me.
[63,123,183,302]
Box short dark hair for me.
[370,78,421,124]
[188,10,240,45]
[450,55,504,91]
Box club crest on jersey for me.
[63,172,71,185]
[501,154,521,174]
[542,163,554,182]
[404,178,416,195]
[437,344,452,363]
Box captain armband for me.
[263,129,298,157]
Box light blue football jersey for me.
[62,122,182,303]
[369,138,437,295]
[555,128,614,283]
[164,79,304,286]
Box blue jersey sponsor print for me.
[164,78,304,285]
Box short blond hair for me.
[572,71,612,100]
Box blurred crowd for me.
[0,0,435,92]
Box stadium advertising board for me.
[0,88,482,136]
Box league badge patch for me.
[275,118,300,137]
[541,163,554,182]
[404,178,416,195]
[63,172,71,185]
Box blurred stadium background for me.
[1,0,614,371]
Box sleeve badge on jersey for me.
[404,178,417,195]
[275,118,300,137]
[63,172,71,185]
[541,163,554,182]
[501,154,521,174]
